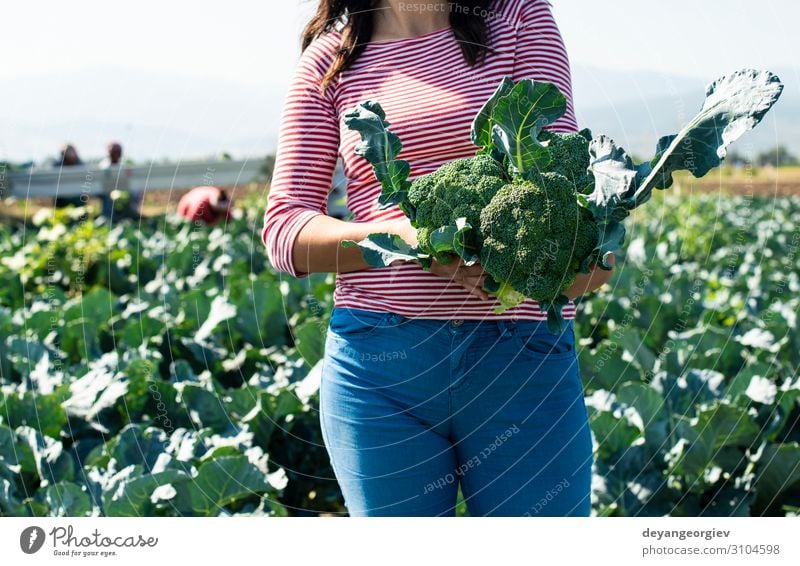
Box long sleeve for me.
[261,37,341,277]
[512,0,579,134]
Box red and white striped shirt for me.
[263,0,579,320]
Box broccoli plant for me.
[342,69,783,332]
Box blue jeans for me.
[319,307,593,517]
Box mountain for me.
[2,65,797,163]
[0,67,286,163]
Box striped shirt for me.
[263,0,579,320]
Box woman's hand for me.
[563,253,616,300]
[429,257,490,301]
[388,217,490,300]
[388,217,419,247]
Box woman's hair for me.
[302,0,496,92]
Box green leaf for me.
[65,287,116,326]
[701,484,753,517]
[119,359,156,422]
[669,403,760,481]
[617,328,657,375]
[579,343,641,393]
[726,362,776,401]
[234,276,287,347]
[471,76,515,148]
[6,338,56,381]
[0,478,25,516]
[194,294,236,343]
[634,69,784,204]
[428,218,478,264]
[0,425,37,475]
[1,386,69,438]
[60,318,103,362]
[342,101,411,209]
[180,384,235,434]
[754,442,800,514]
[616,381,667,448]
[542,295,571,335]
[17,426,76,486]
[179,288,214,331]
[586,69,783,224]
[104,469,191,517]
[142,380,193,432]
[488,79,567,176]
[586,136,639,219]
[111,425,169,471]
[36,482,93,517]
[176,455,272,516]
[120,315,166,349]
[293,318,327,368]
[242,390,304,450]
[587,408,641,460]
[59,288,116,362]
[342,233,427,268]
[63,364,127,423]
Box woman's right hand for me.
[387,217,490,301]
[429,257,490,301]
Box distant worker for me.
[54,143,83,168]
[98,140,143,218]
[177,186,232,225]
[98,141,123,168]
[54,143,85,207]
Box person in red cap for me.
[177,186,233,225]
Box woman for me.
[263,0,615,516]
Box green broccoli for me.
[342,71,782,331]
[538,130,594,193]
[407,153,506,262]
[479,172,599,309]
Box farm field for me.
[0,183,265,224]
[674,166,800,197]
[0,188,798,517]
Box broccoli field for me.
[1,190,799,517]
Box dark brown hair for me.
[302,0,496,92]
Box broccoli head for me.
[479,172,599,306]
[407,153,506,260]
[538,130,594,193]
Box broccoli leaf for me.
[586,135,641,221]
[586,69,783,219]
[342,101,412,210]
[632,69,784,207]
[489,79,567,177]
[594,221,626,270]
[471,76,515,149]
[342,234,428,268]
[541,295,571,335]
[428,218,478,265]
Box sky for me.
[2,0,798,161]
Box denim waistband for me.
[331,306,567,338]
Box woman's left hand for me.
[562,252,616,300]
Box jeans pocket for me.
[512,320,576,361]
[327,307,394,340]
